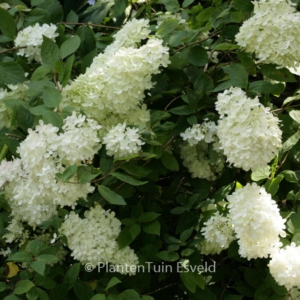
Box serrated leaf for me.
[42,111,62,128]
[187,46,208,66]
[264,175,284,196]
[259,64,296,82]
[30,261,46,276]
[63,263,80,290]
[142,220,160,235]
[0,7,16,39]
[161,151,179,171]
[36,254,59,264]
[56,164,77,182]
[60,35,81,59]
[13,280,35,295]
[41,36,59,67]
[279,131,300,157]
[156,251,179,261]
[43,86,62,108]
[0,62,26,84]
[111,172,147,186]
[223,63,248,88]
[106,277,121,291]
[98,185,126,205]
[139,212,160,223]
[180,271,196,293]
[7,252,32,262]
[251,166,270,181]
[169,105,194,115]
[214,43,239,51]
[289,110,300,124]
[162,0,180,12]
[31,65,52,81]
[157,19,179,37]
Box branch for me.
[0,46,27,55]
[172,31,221,54]
[57,22,121,30]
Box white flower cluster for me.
[235,0,300,68]
[199,212,235,255]
[227,183,286,260]
[62,18,169,146]
[59,205,139,275]
[0,83,29,128]
[103,123,144,158]
[289,287,300,299]
[180,122,218,145]
[269,243,300,290]
[1,113,101,233]
[15,23,58,62]
[216,87,282,171]
[180,122,224,181]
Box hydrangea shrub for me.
[0,0,300,299]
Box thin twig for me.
[143,281,180,296]
[172,31,221,54]
[164,95,183,111]
[0,46,27,55]
[57,22,121,30]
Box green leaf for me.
[139,212,160,223]
[111,172,147,186]
[13,280,35,295]
[214,43,239,51]
[77,26,96,59]
[264,175,284,196]
[182,0,194,8]
[36,254,59,264]
[119,289,140,300]
[213,183,235,202]
[0,62,26,84]
[41,36,59,67]
[168,105,194,115]
[156,251,179,261]
[279,131,300,157]
[180,228,193,242]
[156,19,180,37]
[16,106,34,132]
[63,263,80,290]
[180,271,196,293]
[161,152,179,171]
[42,111,62,128]
[30,261,46,276]
[223,63,248,89]
[187,46,209,67]
[0,7,16,39]
[29,239,44,256]
[4,296,22,300]
[162,0,180,12]
[31,65,52,81]
[251,166,270,181]
[43,86,62,108]
[91,295,106,300]
[0,282,6,292]
[289,110,300,124]
[62,54,74,87]
[232,0,254,11]
[106,277,121,291]
[249,81,284,95]
[60,35,81,60]
[98,185,126,205]
[7,252,32,262]
[129,223,141,240]
[142,220,160,235]
[73,281,94,300]
[259,64,296,82]
[77,166,100,184]
[281,170,298,183]
[56,164,77,182]
[120,163,151,177]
